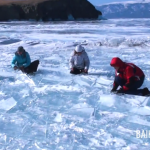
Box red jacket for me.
[110,57,145,91]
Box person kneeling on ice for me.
[110,57,150,96]
[69,45,90,74]
[11,46,39,74]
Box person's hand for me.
[19,66,25,72]
[110,88,117,93]
[116,88,124,94]
[14,66,18,70]
[70,68,74,74]
[84,69,88,73]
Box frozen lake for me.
[0,19,150,149]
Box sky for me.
[88,0,136,5]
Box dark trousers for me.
[24,60,39,74]
[70,67,84,75]
[115,75,145,95]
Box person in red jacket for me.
[110,57,150,96]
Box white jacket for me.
[69,50,90,70]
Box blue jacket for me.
[11,51,31,68]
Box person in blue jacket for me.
[11,46,39,74]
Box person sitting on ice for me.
[110,57,150,96]
[69,45,90,75]
[11,46,39,74]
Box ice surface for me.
[130,106,150,115]
[0,97,17,111]
[70,102,94,116]
[54,113,63,122]
[0,19,150,149]
[99,95,116,107]
[128,115,150,127]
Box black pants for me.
[70,67,84,75]
[24,60,39,74]
[115,75,145,95]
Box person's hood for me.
[15,50,26,56]
[110,57,125,68]
[71,49,86,56]
[15,50,26,57]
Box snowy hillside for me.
[96,0,150,18]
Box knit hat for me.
[17,46,25,52]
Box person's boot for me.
[142,87,150,96]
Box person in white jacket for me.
[69,45,90,74]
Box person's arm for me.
[84,53,90,72]
[123,67,135,91]
[111,81,119,92]
[23,52,31,67]
[11,56,17,68]
[111,71,119,92]
[69,55,74,70]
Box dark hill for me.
[0,0,102,21]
